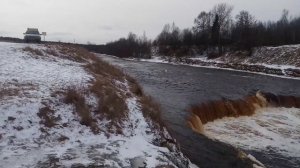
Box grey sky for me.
[0,0,299,44]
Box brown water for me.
[98,54,300,168]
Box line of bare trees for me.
[87,33,151,58]
[155,3,300,58]
[86,3,300,58]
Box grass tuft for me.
[37,106,60,128]
[139,95,164,128]
[0,88,20,99]
[127,76,144,97]
[23,46,44,56]
[63,89,99,133]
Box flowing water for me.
[98,55,300,168]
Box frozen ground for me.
[0,42,194,168]
[204,107,300,158]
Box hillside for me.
[0,42,193,168]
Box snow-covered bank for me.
[131,56,300,79]
[128,44,300,79]
[0,42,195,168]
[223,44,300,67]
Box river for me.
[98,54,300,168]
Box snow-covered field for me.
[0,42,194,168]
[204,107,300,158]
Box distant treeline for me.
[0,37,24,43]
[83,33,151,59]
[84,3,300,58]
[155,4,300,57]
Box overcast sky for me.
[0,0,299,44]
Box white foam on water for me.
[204,107,300,157]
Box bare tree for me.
[193,11,214,33]
[279,9,289,25]
[234,10,256,50]
[211,3,234,34]
[182,28,194,46]
[236,10,256,28]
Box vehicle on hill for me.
[24,28,41,43]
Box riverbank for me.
[0,42,195,168]
[131,56,300,79]
[127,44,300,78]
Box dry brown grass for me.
[127,76,143,97]
[0,84,37,103]
[37,44,95,62]
[126,75,165,128]
[55,44,96,62]
[89,79,128,125]
[37,106,60,128]
[98,87,127,123]
[44,48,59,56]
[45,45,129,134]
[86,55,165,130]
[0,88,19,99]
[140,96,164,127]
[87,64,128,130]
[23,47,44,56]
[63,89,99,133]
[46,44,166,133]
[48,44,125,80]
[85,60,125,81]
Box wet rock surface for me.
[99,54,300,168]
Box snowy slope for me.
[0,42,194,168]
[200,44,300,67]
[245,45,300,67]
